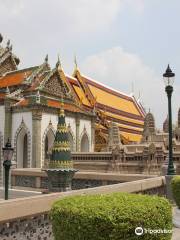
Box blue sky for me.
[0,0,179,128]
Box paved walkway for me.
[0,188,41,200]
[172,228,180,239]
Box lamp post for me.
[3,139,14,200]
[163,64,176,176]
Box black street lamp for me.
[3,139,14,200]
[163,64,176,175]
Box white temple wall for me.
[41,113,58,140]
[0,106,4,186]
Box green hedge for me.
[171,175,180,208]
[50,192,172,240]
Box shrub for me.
[171,175,180,208]
[50,192,172,240]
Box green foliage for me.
[50,192,172,240]
[171,175,180,209]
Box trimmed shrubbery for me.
[171,175,180,208]
[50,192,172,240]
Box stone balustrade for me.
[11,168,156,191]
[0,176,165,239]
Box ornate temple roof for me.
[0,67,37,88]
[69,68,145,142]
[0,42,145,143]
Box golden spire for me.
[56,54,62,70]
[59,96,65,116]
[44,54,48,63]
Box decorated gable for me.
[0,36,20,76]
[40,68,73,99]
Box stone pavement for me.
[0,187,41,200]
[172,228,180,240]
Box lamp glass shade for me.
[163,65,175,87]
[3,148,13,161]
[163,76,175,87]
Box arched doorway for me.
[44,129,55,164]
[17,129,29,168]
[80,133,90,152]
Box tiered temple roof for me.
[71,67,145,143]
[0,36,145,144]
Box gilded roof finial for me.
[9,44,13,51]
[36,90,40,104]
[56,54,62,70]
[6,39,10,49]
[45,54,48,63]
[5,86,10,95]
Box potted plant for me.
[171,176,180,228]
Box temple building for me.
[0,35,145,183]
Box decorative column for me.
[91,119,95,152]
[46,103,77,192]
[32,110,42,168]
[76,117,80,152]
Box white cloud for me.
[0,0,24,15]
[81,47,179,128]
[0,0,122,67]
[0,0,179,128]
[0,0,122,34]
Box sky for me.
[0,0,180,129]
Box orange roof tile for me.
[88,84,139,115]
[105,111,144,126]
[0,70,31,88]
[0,93,5,99]
[47,100,83,113]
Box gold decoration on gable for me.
[95,130,108,152]
[43,74,70,98]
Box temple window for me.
[16,128,29,168]
[80,133,90,152]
